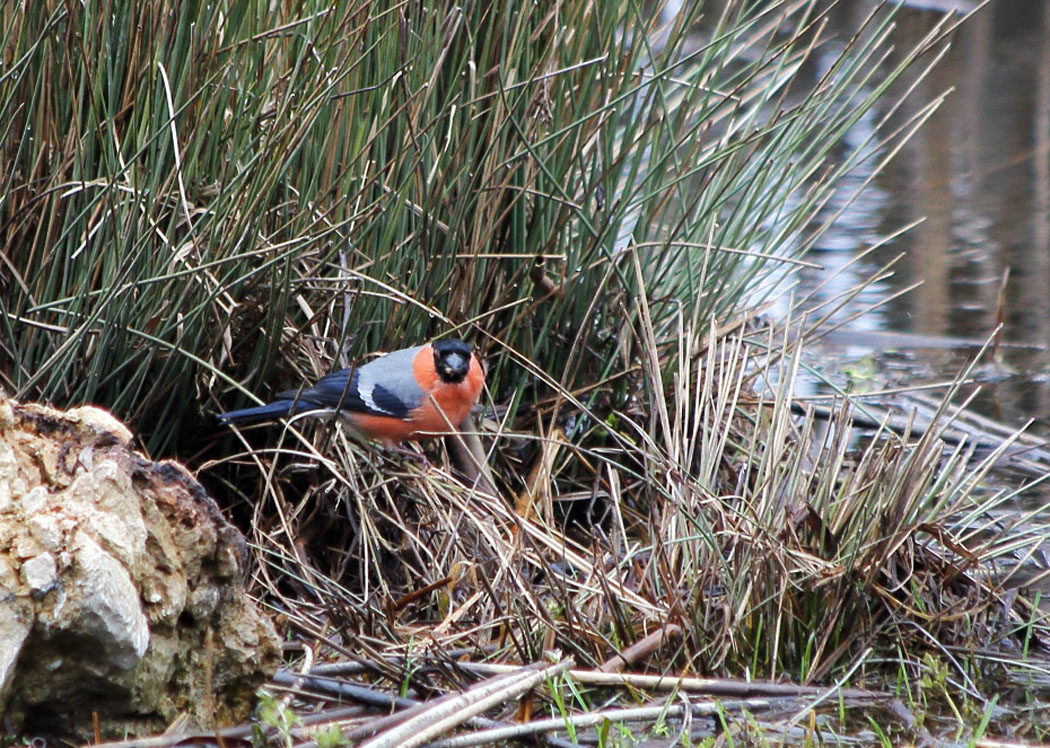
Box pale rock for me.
[0,397,13,429]
[21,486,49,515]
[0,396,279,738]
[64,531,149,668]
[20,553,57,594]
[0,442,15,512]
[27,514,62,552]
[0,596,31,693]
[65,405,134,445]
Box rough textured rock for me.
[0,396,280,737]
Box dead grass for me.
[198,289,1050,745]
[5,0,1050,743]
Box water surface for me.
[799,0,1050,438]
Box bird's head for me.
[432,339,473,384]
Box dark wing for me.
[281,345,427,419]
[216,369,366,427]
[217,345,428,427]
[277,367,366,413]
[216,400,298,426]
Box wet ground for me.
[794,0,1050,464]
[767,0,1050,619]
[843,0,1045,412]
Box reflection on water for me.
[797,0,1050,436]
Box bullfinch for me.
[217,339,484,445]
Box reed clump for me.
[3,0,1047,743]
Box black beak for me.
[441,352,469,379]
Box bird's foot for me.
[380,442,432,469]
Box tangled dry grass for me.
[195,304,1050,745]
[5,0,1050,743]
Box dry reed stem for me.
[357,659,573,748]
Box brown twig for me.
[446,413,499,499]
[599,623,683,672]
[514,427,566,519]
[528,255,561,299]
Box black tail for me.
[215,400,298,427]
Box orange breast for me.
[407,351,485,438]
[347,351,485,444]
[344,412,418,444]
